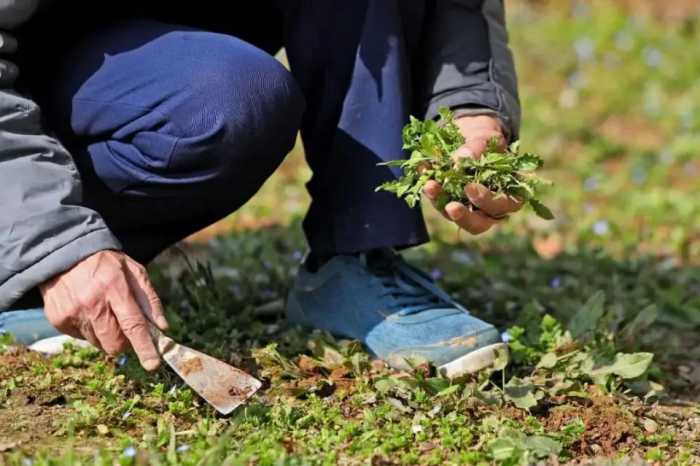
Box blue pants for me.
[22,2,429,262]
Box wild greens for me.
[377,108,554,220]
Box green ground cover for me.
[1,1,699,464]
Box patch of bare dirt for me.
[0,349,74,454]
[542,388,637,456]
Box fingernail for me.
[156,316,169,330]
[465,183,483,198]
[446,203,465,220]
[142,358,161,372]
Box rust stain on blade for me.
[178,356,203,376]
[160,338,262,414]
[228,385,249,397]
[198,372,261,411]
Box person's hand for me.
[39,250,169,371]
[423,114,523,234]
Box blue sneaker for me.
[0,309,89,354]
[287,249,507,377]
[0,308,60,345]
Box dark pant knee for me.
[43,23,304,196]
[143,31,305,191]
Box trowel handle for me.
[138,308,176,355]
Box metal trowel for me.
[148,324,262,415]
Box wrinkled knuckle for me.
[120,317,147,337]
[75,289,101,310]
[149,295,163,308]
[102,270,127,291]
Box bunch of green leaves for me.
[377,107,554,219]
[503,292,661,410]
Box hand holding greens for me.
[377,108,554,220]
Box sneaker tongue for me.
[364,249,437,302]
[362,249,466,316]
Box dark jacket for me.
[0,0,520,310]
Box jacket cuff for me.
[424,84,519,142]
[0,228,122,310]
[450,107,512,142]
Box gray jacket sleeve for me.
[421,0,521,140]
[0,6,122,310]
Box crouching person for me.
[2,1,522,377]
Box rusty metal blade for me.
[153,331,262,415]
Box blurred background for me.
[3,3,699,461]
[187,0,700,264]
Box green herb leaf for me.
[568,290,606,340]
[504,377,539,410]
[529,199,555,220]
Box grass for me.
[1,1,699,464]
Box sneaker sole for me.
[287,292,509,378]
[437,342,508,379]
[28,335,92,355]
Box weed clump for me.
[377,107,554,219]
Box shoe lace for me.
[365,251,466,316]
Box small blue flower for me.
[430,268,443,281]
[643,47,663,68]
[123,446,137,458]
[573,37,595,62]
[177,444,190,453]
[592,220,610,236]
[117,355,128,367]
[122,411,132,420]
[583,176,599,191]
[292,250,304,261]
[22,459,33,466]
[550,276,562,289]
